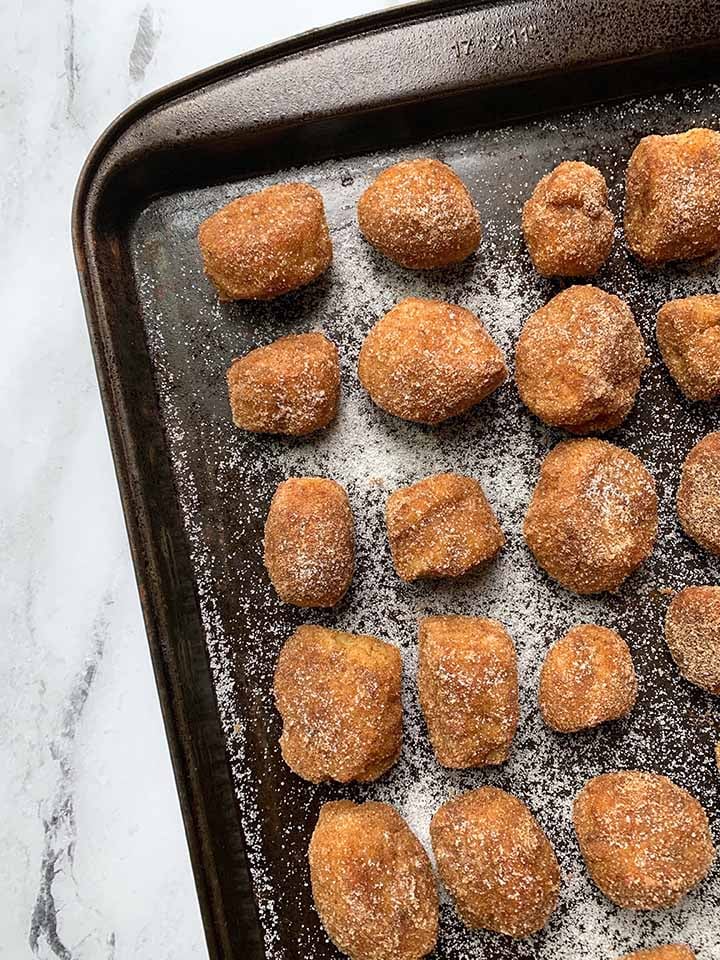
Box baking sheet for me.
[131,82,720,959]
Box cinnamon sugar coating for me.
[524,439,657,594]
[227,332,339,435]
[357,159,482,269]
[386,473,504,582]
[515,286,647,433]
[263,477,354,607]
[665,586,720,695]
[657,295,720,401]
[309,800,438,960]
[539,624,637,732]
[573,771,715,909]
[431,787,560,938]
[677,432,720,554]
[618,948,696,960]
[418,617,519,768]
[274,627,402,783]
[198,182,332,300]
[624,128,720,265]
[359,298,507,424]
[522,161,615,277]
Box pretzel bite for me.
[431,787,560,937]
[198,182,332,299]
[677,433,720,554]
[573,771,715,909]
[418,616,518,767]
[357,158,481,269]
[539,624,637,732]
[386,473,504,582]
[624,128,720,265]
[309,800,438,960]
[227,332,339,435]
[618,948,696,960]
[264,477,354,606]
[523,439,657,594]
[273,626,402,783]
[359,298,507,424]
[522,161,614,276]
[665,586,720,695]
[515,285,647,433]
[657,295,720,401]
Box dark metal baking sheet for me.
[73,3,720,958]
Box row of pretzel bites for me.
[195,129,720,960]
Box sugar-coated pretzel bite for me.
[523,439,657,594]
[431,787,561,938]
[227,332,339,435]
[309,800,438,960]
[198,182,332,300]
[263,477,354,607]
[386,473,504,582]
[418,616,519,767]
[357,158,482,269]
[573,771,715,910]
[522,161,615,277]
[358,297,507,425]
[273,625,402,783]
[624,128,720,265]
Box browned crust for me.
[386,473,505,581]
[618,947,696,960]
[573,771,715,909]
[274,626,402,783]
[309,800,438,960]
[263,477,354,607]
[418,616,518,767]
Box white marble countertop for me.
[1,2,390,956]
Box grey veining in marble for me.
[0,1,385,956]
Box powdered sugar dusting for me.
[132,83,720,959]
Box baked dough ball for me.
[431,787,560,938]
[573,771,715,909]
[678,433,720,554]
[665,586,720,695]
[418,616,518,767]
[386,473,504,581]
[618,947,696,960]
[524,439,657,594]
[358,298,507,423]
[274,626,402,783]
[625,128,720,265]
[539,624,637,732]
[264,477,354,606]
[657,295,720,401]
[522,161,615,277]
[309,800,438,960]
[515,286,647,433]
[198,182,332,300]
[227,332,339,435]
[357,158,482,269]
